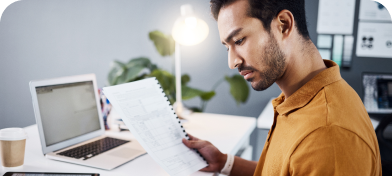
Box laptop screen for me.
[363,73,392,114]
[36,81,101,146]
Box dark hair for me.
[210,0,310,40]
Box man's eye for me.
[235,38,244,45]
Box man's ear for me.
[275,10,294,39]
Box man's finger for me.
[182,138,208,149]
[187,134,199,141]
[200,165,214,172]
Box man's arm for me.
[182,134,258,176]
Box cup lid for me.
[0,128,28,141]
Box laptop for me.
[29,74,146,170]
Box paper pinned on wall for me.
[359,0,392,21]
[343,36,354,67]
[319,49,331,60]
[317,35,333,48]
[317,0,356,34]
[333,35,344,66]
[356,22,392,58]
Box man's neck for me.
[276,41,327,99]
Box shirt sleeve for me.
[289,125,377,176]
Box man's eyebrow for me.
[222,28,243,45]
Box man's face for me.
[218,0,286,91]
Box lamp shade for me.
[172,5,209,46]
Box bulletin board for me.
[305,0,392,100]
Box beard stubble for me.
[241,33,286,91]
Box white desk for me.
[0,113,256,176]
[257,98,275,130]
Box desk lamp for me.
[172,4,209,116]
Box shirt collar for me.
[274,60,342,115]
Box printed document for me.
[103,78,207,176]
[317,0,356,34]
[356,22,392,58]
[359,0,391,22]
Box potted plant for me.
[107,30,249,112]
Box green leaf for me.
[188,107,203,112]
[181,86,204,100]
[181,86,215,101]
[149,30,175,57]
[225,75,249,105]
[200,91,216,101]
[106,57,158,85]
[149,69,176,104]
[126,57,150,68]
[116,70,128,85]
[108,68,120,85]
[126,57,158,72]
[107,60,126,85]
[181,74,190,86]
[150,64,158,71]
[124,66,145,82]
[150,69,175,91]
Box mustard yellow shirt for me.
[254,60,382,176]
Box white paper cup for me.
[0,128,28,167]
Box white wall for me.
[0,0,281,128]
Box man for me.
[182,0,382,175]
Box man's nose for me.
[228,49,243,69]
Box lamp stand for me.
[175,43,183,116]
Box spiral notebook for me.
[103,78,207,176]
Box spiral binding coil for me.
[154,78,207,164]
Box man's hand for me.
[182,134,227,172]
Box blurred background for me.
[0,0,391,160]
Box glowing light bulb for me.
[172,4,209,46]
[185,17,197,29]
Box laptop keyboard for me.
[57,137,130,160]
